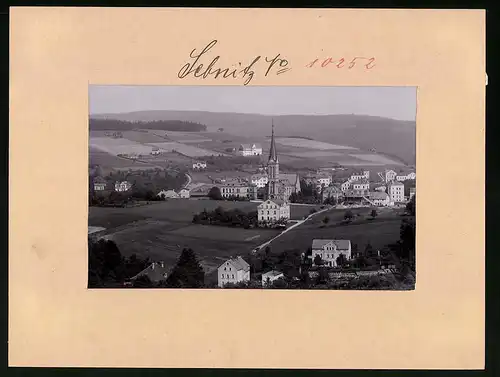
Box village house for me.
[384,169,397,183]
[220,182,251,199]
[218,256,251,287]
[130,261,170,284]
[340,180,351,192]
[322,185,343,203]
[192,161,207,170]
[261,270,285,287]
[250,173,269,188]
[178,188,190,198]
[351,179,370,196]
[238,143,263,156]
[406,172,416,180]
[258,198,290,222]
[369,191,390,206]
[151,147,161,156]
[409,187,416,200]
[311,239,352,267]
[114,181,132,192]
[93,176,107,191]
[350,170,370,181]
[157,189,179,199]
[388,181,405,203]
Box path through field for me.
[253,206,333,252]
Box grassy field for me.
[268,207,406,254]
[89,200,280,272]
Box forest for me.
[89,118,207,132]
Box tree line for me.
[89,118,207,132]
[192,207,258,229]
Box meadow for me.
[275,137,357,150]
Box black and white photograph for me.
[88,86,416,290]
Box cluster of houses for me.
[157,188,190,199]
[216,237,354,287]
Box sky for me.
[89,86,417,121]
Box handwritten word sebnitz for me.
[306,57,376,69]
[178,40,291,86]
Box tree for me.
[344,210,354,221]
[322,216,330,225]
[208,186,223,200]
[314,254,324,266]
[336,253,347,268]
[166,248,205,288]
[406,195,416,216]
[370,209,378,218]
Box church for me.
[265,122,301,202]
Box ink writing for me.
[306,56,376,70]
[178,40,291,85]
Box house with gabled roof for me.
[311,239,352,267]
[130,261,170,283]
[93,176,107,191]
[218,256,251,287]
[261,270,285,287]
[238,143,263,156]
[257,198,290,223]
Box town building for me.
[114,181,132,192]
[316,173,333,188]
[218,256,250,287]
[351,179,370,195]
[250,173,269,188]
[262,270,285,287]
[322,185,343,203]
[396,174,408,182]
[247,184,258,201]
[93,176,107,191]
[311,239,352,267]
[384,169,397,183]
[192,161,207,170]
[130,261,169,283]
[220,182,252,199]
[238,143,263,156]
[340,180,351,192]
[258,198,290,222]
[350,170,370,181]
[157,189,179,199]
[388,181,405,203]
[409,187,416,200]
[178,188,190,198]
[369,191,390,206]
[406,172,416,180]
[265,122,300,201]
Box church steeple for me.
[269,118,278,163]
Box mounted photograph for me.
[88,85,416,290]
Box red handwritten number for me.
[305,59,318,68]
[365,58,376,69]
[336,58,345,68]
[348,57,359,69]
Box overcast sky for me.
[89,86,417,121]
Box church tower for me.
[267,119,280,200]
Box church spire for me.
[269,118,278,162]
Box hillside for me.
[90,111,416,164]
[89,118,207,132]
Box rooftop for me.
[262,270,283,278]
[220,256,250,272]
[312,239,351,250]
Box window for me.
[224,267,226,271]
[232,275,234,278]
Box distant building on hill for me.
[311,239,352,267]
[115,181,132,192]
[388,181,405,203]
[157,189,179,199]
[238,143,263,156]
[218,256,250,287]
[262,270,285,287]
[258,198,290,222]
[151,147,161,156]
[192,161,207,170]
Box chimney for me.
[151,263,155,270]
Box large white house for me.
[261,270,285,287]
[218,256,250,287]
[238,143,263,156]
[351,179,370,195]
[192,161,207,170]
[311,239,352,267]
[115,181,132,192]
[384,169,397,183]
[258,199,290,222]
[251,173,269,188]
[388,181,405,203]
